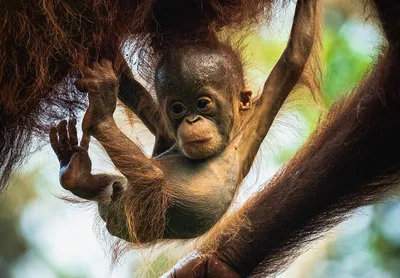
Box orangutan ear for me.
[240,88,252,110]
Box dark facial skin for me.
[49,0,317,243]
[155,48,240,159]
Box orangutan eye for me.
[171,102,186,116]
[197,97,212,111]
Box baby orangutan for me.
[50,0,318,243]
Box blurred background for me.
[2,0,399,277]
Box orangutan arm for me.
[163,0,400,276]
[118,60,175,156]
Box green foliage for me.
[322,27,372,107]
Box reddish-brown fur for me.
[4,0,400,277]
[164,1,400,277]
[0,0,284,191]
[48,0,323,248]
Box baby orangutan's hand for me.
[75,59,118,135]
[50,119,93,198]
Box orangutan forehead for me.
[155,47,243,92]
[180,52,234,82]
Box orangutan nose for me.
[185,115,201,124]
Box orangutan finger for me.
[49,127,59,152]
[68,118,78,146]
[57,120,68,146]
[75,79,99,92]
[80,133,90,151]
